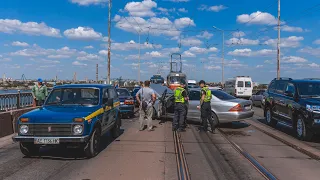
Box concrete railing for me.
[0,107,36,138]
[0,91,34,111]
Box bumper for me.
[119,105,134,113]
[12,135,90,143]
[218,110,255,122]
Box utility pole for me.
[107,0,112,84]
[96,64,98,82]
[277,0,281,80]
[138,31,141,82]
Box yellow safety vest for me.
[174,87,185,103]
[201,86,212,102]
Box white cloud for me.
[169,0,189,2]
[72,61,87,66]
[182,51,196,57]
[174,17,195,28]
[264,60,273,64]
[47,55,70,59]
[228,48,276,57]
[180,37,202,46]
[99,50,108,56]
[308,63,320,68]
[0,19,61,37]
[70,0,108,6]
[11,41,29,47]
[226,38,259,45]
[198,5,227,12]
[282,56,307,63]
[84,45,94,49]
[313,39,320,45]
[188,46,218,54]
[76,53,100,60]
[298,47,320,57]
[232,31,245,37]
[236,11,278,25]
[178,8,188,13]
[205,65,221,70]
[264,36,304,48]
[280,25,304,32]
[145,51,163,57]
[64,26,102,40]
[124,0,157,17]
[107,40,162,51]
[196,31,213,39]
[256,65,263,68]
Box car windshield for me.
[46,88,99,106]
[211,90,236,100]
[297,82,320,97]
[169,76,186,85]
[116,89,130,96]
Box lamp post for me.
[212,26,224,86]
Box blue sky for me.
[0,0,320,83]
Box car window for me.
[116,89,130,96]
[108,88,118,98]
[188,90,200,101]
[211,90,236,100]
[245,81,251,88]
[103,88,108,98]
[285,83,295,94]
[46,89,61,104]
[297,82,320,96]
[275,81,287,94]
[268,81,275,92]
[237,81,244,87]
[46,88,99,105]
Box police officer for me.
[197,80,215,133]
[173,83,188,132]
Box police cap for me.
[199,80,205,85]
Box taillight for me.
[229,104,242,112]
[124,99,134,105]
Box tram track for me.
[173,130,191,180]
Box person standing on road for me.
[197,80,215,133]
[136,80,156,131]
[173,84,188,132]
[31,78,48,106]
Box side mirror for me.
[284,91,294,97]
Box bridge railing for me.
[0,91,33,111]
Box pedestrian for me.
[136,80,156,131]
[31,78,48,107]
[197,80,215,133]
[173,83,188,132]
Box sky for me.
[0,0,320,84]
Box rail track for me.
[173,130,191,180]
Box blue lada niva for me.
[12,84,121,158]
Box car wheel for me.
[20,142,40,157]
[84,127,101,158]
[211,111,219,127]
[296,115,313,141]
[265,107,277,127]
[111,115,121,138]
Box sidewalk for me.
[0,134,15,149]
[51,120,178,180]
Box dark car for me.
[131,87,141,107]
[116,88,135,118]
[250,89,266,108]
[13,84,121,158]
[264,78,320,141]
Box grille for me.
[23,124,73,136]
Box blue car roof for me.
[292,79,320,83]
[53,84,113,89]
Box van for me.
[224,76,253,99]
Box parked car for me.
[151,84,254,124]
[12,84,122,158]
[116,88,134,118]
[264,78,320,141]
[250,89,266,107]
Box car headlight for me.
[73,125,83,135]
[20,125,29,134]
[306,104,320,112]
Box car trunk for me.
[225,99,252,111]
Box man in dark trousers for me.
[173,84,188,132]
[197,80,215,133]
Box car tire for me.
[265,107,277,127]
[84,127,101,158]
[111,115,121,138]
[211,111,220,127]
[20,142,40,157]
[295,115,313,141]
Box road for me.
[1,107,320,180]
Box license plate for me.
[34,138,59,144]
[120,102,124,105]
[238,92,243,94]
[245,105,251,110]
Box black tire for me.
[265,106,277,127]
[111,115,121,138]
[295,115,313,141]
[20,142,40,157]
[84,127,101,158]
[211,111,219,128]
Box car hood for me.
[300,98,320,106]
[20,105,102,123]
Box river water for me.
[0,89,31,94]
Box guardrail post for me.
[17,90,21,109]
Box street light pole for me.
[138,31,141,83]
[213,26,225,86]
[277,0,281,80]
[107,0,112,84]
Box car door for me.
[273,80,287,120]
[101,88,111,133]
[188,90,201,120]
[282,82,296,124]
[108,87,118,126]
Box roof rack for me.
[303,78,320,80]
[273,77,292,80]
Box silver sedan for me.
[152,85,254,124]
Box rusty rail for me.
[0,91,33,111]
